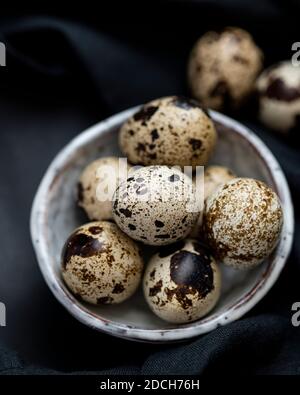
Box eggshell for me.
[190,165,236,238]
[119,96,216,167]
[143,239,221,323]
[188,27,263,110]
[203,165,236,200]
[62,221,144,304]
[112,166,200,246]
[78,157,130,221]
[256,61,300,132]
[203,178,283,268]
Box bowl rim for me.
[30,107,294,343]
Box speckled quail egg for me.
[256,61,300,132]
[188,27,263,110]
[190,165,236,238]
[203,178,283,269]
[112,166,200,246]
[143,239,221,323]
[202,165,236,200]
[119,96,217,167]
[62,221,144,305]
[78,157,130,221]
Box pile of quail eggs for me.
[61,27,285,325]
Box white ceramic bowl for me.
[30,107,294,343]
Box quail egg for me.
[191,165,236,238]
[256,61,300,132]
[112,166,200,246]
[78,156,130,221]
[203,178,283,269]
[119,96,217,167]
[62,221,144,304]
[188,27,263,110]
[143,239,221,323]
[202,165,236,200]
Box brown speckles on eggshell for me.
[170,250,214,298]
[97,296,114,304]
[256,61,300,132]
[112,283,125,294]
[143,239,221,323]
[203,178,283,268]
[149,280,163,297]
[165,286,193,310]
[136,142,146,153]
[119,208,132,218]
[188,27,263,110]
[62,232,103,268]
[62,221,144,305]
[112,166,199,246]
[265,77,300,102]
[188,138,202,151]
[119,96,216,167]
[151,129,159,141]
[133,105,158,125]
[88,226,103,235]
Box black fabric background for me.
[0,0,300,375]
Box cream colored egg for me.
[62,221,144,304]
[203,165,236,199]
[191,165,236,238]
[256,61,300,132]
[78,156,130,221]
[143,239,221,323]
[112,166,199,246]
[203,178,283,269]
[119,96,217,167]
[188,27,263,110]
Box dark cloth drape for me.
[0,0,299,375]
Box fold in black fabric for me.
[0,1,300,375]
[0,316,290,374]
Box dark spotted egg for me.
[203,178,283,269]
[256,61,300,133]
[143,239,221,323]
[62,221,144,305]
[119,96,216,167]
[188,27,263,110]
[112,166,200,246]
